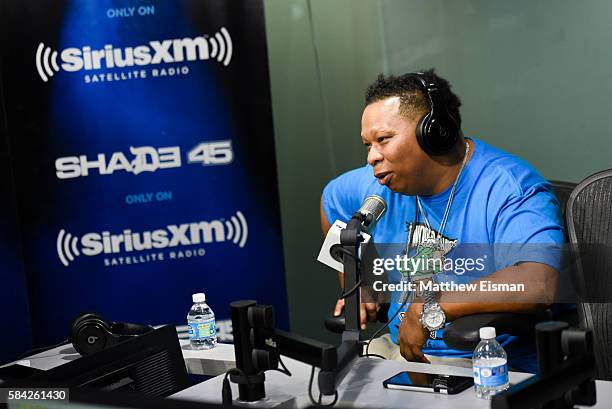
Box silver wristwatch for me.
[419,301,446,339]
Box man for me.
[320,70,564,372]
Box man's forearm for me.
[438,262,558,321]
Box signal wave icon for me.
[35,43,60,82]
[208,27,233,66]
[35,27,233,82]
[57,229,80,267]
[56,211,248,267]
[223,211,248,248]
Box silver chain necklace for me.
[415,139,470,244]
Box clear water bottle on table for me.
[473,326,509,399]
[187,292,217,350]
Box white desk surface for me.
[172,348,612,409]
[173,355,525,408]
[8,340,612,408]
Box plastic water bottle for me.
[187,292,217,350]
[473,327,509,399]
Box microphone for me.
[354,195,387,233]
[317,195,387,272]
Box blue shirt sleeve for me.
[322,166,370,225]
[489,171,565,270]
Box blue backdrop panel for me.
[0,0,288,348]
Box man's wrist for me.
[405,303,429,336]
[406,302,424,322]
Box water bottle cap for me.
[192,293,205,303]
[479,327,496,339]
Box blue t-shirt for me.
[322,138,565,373]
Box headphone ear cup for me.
[70,313,102,343]
[416,111,459,155]
[438,107,461,152]
[410,72,460,155]
[71,313,111,356]
[415,112,431,154]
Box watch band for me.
[422,289,439,304]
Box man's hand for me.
[398,302,430,363]
[333,298,378,330]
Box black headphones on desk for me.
[409,72,461,156]
[70,313,153,356]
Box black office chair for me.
[566,169,612,381]
[549,180,577,216]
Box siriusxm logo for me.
[36,27,233,82]
[56,211,247,267]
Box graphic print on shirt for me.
[399,222,458,281]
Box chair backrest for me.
[566,169,612,380]
[549,180,577,218]
[548,180,579,326]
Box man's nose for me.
[367,146,383,166]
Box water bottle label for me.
[473,363,508,387]
[188,320,216,340]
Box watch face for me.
[425,309,445,328]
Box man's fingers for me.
[413,347,430,364]
[334,299,345,317]
[365,303,378,322]
[399,344,429,364]
[399,340,409,361]
[336,300,377,328]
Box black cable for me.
[336,238,364,306]
[307,366,317,404]
[338,279,361,299]
[360,353,387,360]
[364,199,419,357]
[332,246,361,266]
[276,353,292,377]
[321,390,338,406]
[223,352,292,405]
[308,366,338,407]
[364,293,412,357]
[221,368,244,406]
[16,339,69,360]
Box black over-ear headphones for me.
[70,313,153,356]
[410,72,461,156]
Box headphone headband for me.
[411,72,439,111]
[70,312,153,356]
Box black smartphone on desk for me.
[383,371,473,394]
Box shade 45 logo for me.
[55,141,233,179]
[35,28,232,82]
[56,211,248,267]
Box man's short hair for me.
[365,69,462,126]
